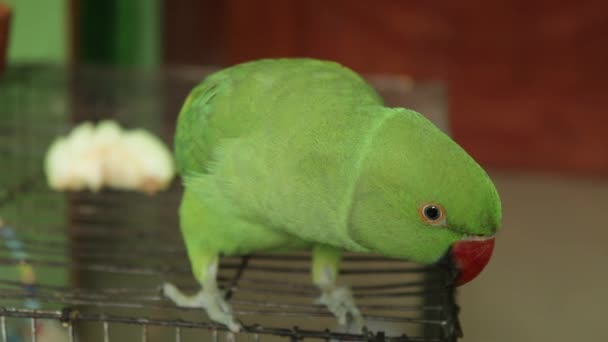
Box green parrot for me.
[163,58,501,332]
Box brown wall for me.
[163,0,227,66]
[165,0,608,176]
[0,4,10,74]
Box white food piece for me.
[45,122,104,192]
[44,120,175,194]
[104,128,175,194]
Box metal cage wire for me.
[0,65,460,342]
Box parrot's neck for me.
[342,106,404,253]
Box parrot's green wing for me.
[173,81,222,175]
[174,58,390,253]
[174,58,383,176]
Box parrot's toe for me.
[216,289,232,312]
[207,307,242,333]
[162,282,205,308]
[316,286,365,331]
[162,282,242,332]
[199,286,241,332]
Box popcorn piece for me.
[105,129,175,194]
[45,122,104,192]
[44,120,175,194]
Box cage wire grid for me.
[0,65,461,342]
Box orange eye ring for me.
[418,203,447,226]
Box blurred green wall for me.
[4,0,161,66]
[78,0,161,67]
[5,0,67,63]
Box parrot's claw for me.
[162,282,242,332]
[316,285,365,330]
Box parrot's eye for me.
[419,203,446,225]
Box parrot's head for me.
[349,107,502,286]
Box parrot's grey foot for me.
[162,282,242,332]
[316,285,365,330]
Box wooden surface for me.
[163,0,226,66]
[0,4,10,75]
[216,0,608,176]
[65,1,608,174]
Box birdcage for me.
[0,64,461,342]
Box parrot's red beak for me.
[449,236,495,286]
